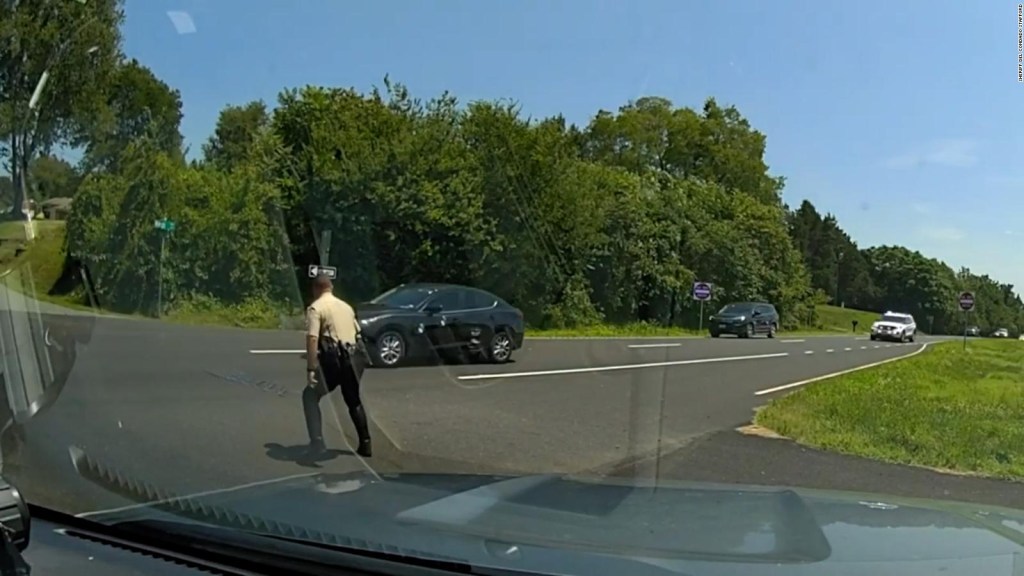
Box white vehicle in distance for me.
[869,311,917,343]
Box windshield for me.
[4,2,1024,574]
[718,304,754,314]
[369,286,435,309]
[880,315,910,324]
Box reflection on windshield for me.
[370,287,435,309]
[880,315,907,324]
[718,304,752,314]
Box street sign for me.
[308,264,337,279]
[692,281,713,301]
[958,291,975,312]
[153,218,176,232]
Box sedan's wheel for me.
[488,331,513,363]
[745,323,755,338]
[375,331,406,368]
[768,323,777,338]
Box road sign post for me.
[692,281,713,333]
[958,291,975,350]
[319,229,332,266]
[153,218,176,318]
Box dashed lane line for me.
[754,342,932,396]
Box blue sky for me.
[123,0,1023,290]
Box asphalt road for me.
[0,293,957,514]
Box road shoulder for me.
[607,429,1024,510]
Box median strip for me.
[456,352,790,381]
[754,340,1024,480]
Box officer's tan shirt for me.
[305,292,359,346]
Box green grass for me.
[815,304,884,333]
[756,339,1024,480]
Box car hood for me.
[872,321,907,329]
[712,312,752,321]
[354,302,417,318]
[80,470,1024,576]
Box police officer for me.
[303,272,372,458]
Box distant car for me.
[992,328,1010,338]
[708,302,779,338]
[356,283,525,368]
[966,325,981,337]
[869,311,916,342]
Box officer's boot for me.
[349,405,372,458]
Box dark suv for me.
[709,302,780,338]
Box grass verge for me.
[755,339,1024,480]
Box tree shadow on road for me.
[263,442,353,469]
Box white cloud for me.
[918,226,965,242]
[885,139,979,169]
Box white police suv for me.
[869,311,917,343]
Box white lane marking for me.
[804,350,814,355]
[844,347,852,351]
[627,343,682,349]
[855,337,869,340]
[76,472,320,518]
[873,345,881,349]
[860,346,868,350]
[826,349,835,353]
[529,336,699,341]
[781,339,805,343]
[250,349,304,354]
[754,342,932,396]
[456,352,791,381]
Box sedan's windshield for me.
[370,287,436,309]
[718,304,753,314]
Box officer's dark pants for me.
[302,351,371,452]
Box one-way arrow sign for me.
[308,264,337,279]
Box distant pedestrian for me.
[302,272,371,458]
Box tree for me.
[30,154,79,200]
[0,0,123,219]
[82,57,183,172]
[202,100,269,171]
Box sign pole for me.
[320,229,332,266]
[153,217,176,318]
[156,230,166,318]
[691,281,713,335]
[958,291,975,351]
[963,310,968,351]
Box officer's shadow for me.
[263,442,354,468]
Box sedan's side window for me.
[428,290,463,311]
[466,289,497,309]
